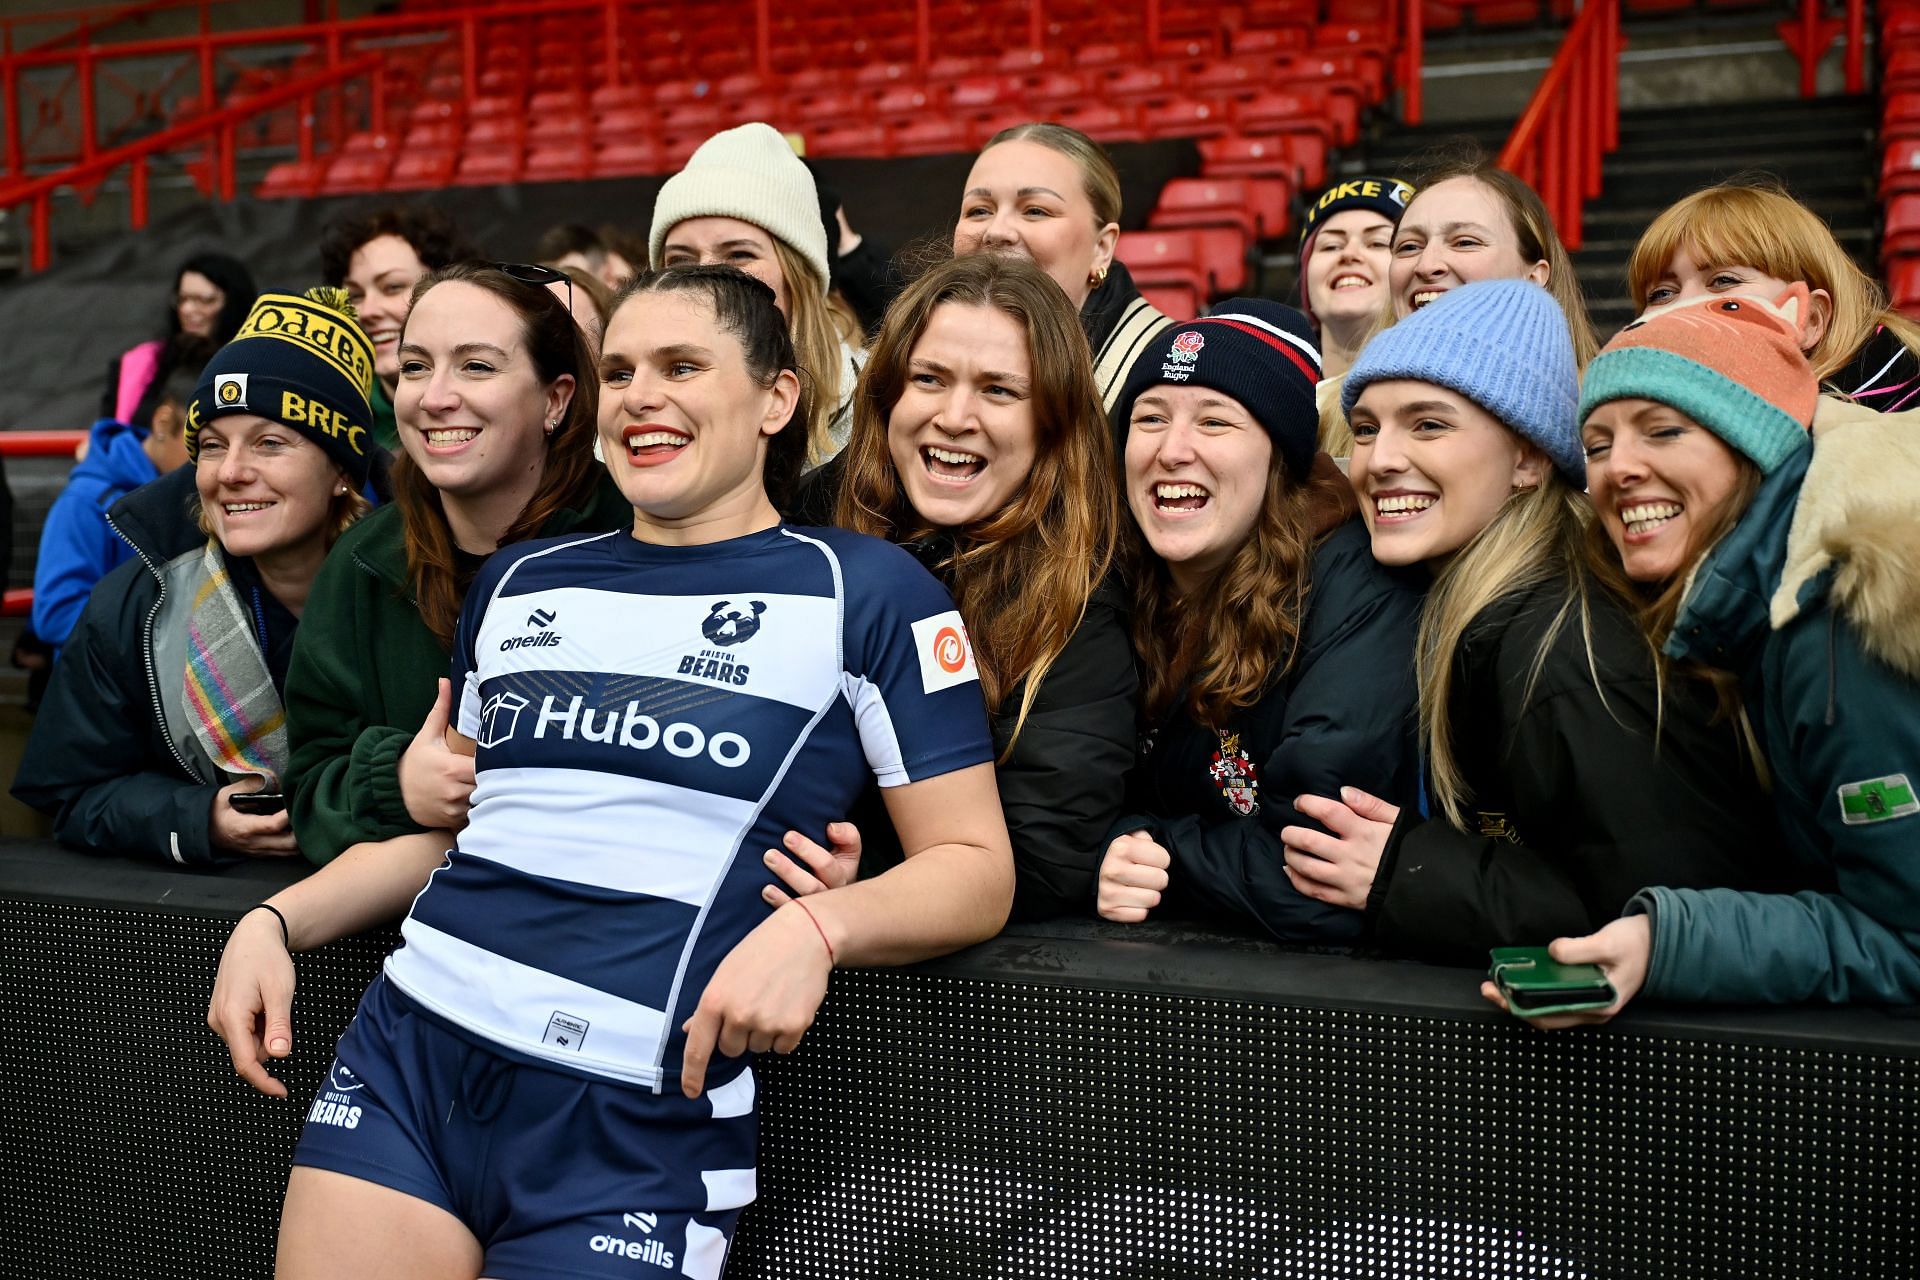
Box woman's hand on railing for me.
[1480,914,1651,1029]
[1279,787,1398,911]
[207,905,299,1098]
[762,822,863,906]
[1097,830,1171,923]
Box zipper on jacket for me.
[102,509,206,786]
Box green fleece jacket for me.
[1633,400,1920,1005]
[285,478,632,864]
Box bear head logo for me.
[702,599,767,647]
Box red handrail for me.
[1,53,378,271]
[1779,0,1865,97]
[1401,0,1423,126]
[1497,0,1620,253]
[0,431,89,457]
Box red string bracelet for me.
[793,899,835,967]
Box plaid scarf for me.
[182,544,288,787]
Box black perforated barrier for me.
[2,838,1917,1279]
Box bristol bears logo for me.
[1208,729,1259,816]
[701,600,766,647]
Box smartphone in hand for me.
[1488,946,1616,1017]
[228,792,287,816]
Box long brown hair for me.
[393,262,602,648]
[837,253,1122,751]
[1625,179,1920,386]
[1134,450,1352,728]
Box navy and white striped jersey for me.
[382,523,996,1092]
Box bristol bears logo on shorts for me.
[1161,330,1205,382]
[702,600,766,647]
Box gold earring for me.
[1090,265,1109,289]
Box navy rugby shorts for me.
[291,975,757,1280]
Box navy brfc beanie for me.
[1113,298,1324,481]
[186,286,376,486]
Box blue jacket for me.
[1635,403,1920,1005]
[30,418,160,649]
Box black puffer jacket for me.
[855,570,1139,920]
[12,468,222,864]
[1116,517,1426,944]
[1367,573,1794,964]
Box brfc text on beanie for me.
[1577,286,1817,476]
[648,123,832,294]
[1112,297,1324,481]
[1343,279,1584,483]
[185,286,375,486]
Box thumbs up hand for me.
[398,678,477,830]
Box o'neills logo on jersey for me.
[479,691,752,768]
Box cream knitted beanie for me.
[648,123,831,294]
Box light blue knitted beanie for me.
[1342,279,1583,483]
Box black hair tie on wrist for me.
[246,902,290,950]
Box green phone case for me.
[1488,946,1616,1017]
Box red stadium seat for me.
[1106,66,1180,99]
[1884,138,1920,197]
[1137,282,1202,321]
[1074,42,1133,69]
[387,149,458,191]
[1198,132,1325,189]
[403,120,461,151]
[949,77,1004,110]
[525,141,593,182]
[1151,177,1292,241]
[794,90,867,123]
[1888,255,1920,312]
[1024,71,1089,105]
[892,118,972,154]
[455,147,524,186]
[594,106,657,140]
[256,158,324,199]
[1052,103,1148,144]
[806,121,891,157]
[1884,193,1920,261]
[466,116,525,148]
[593,139,663,177]
[1230,26,1311,54]
[1117,229,1210,296]
[1141,98,1235,139]
[320,152,393,195]
[874,83,947,117]
[469,94,520,120]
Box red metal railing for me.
[1400,0,1423,125]
[1779,0,1865,98]
[0,54,378,271]
[1497,0,1620,253]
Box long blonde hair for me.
[1134,456,1353,727]
[770,237,847,465]
[1625,180,1920,385]
[1419,475,1647,829]
[837,254,1122,754]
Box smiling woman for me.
[1091,298,1426,944]
[205,262,1013,1280]
[821,253,1136,919]
[279,263,630,867]
[1277,280,1789,966]
[16,288,373,867]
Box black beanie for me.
[186,287,376,486]
[1113,298,1324,481]
[1297,175,1416,250]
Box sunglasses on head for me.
[491,261,572,317]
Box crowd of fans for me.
[4,114,1919,1276]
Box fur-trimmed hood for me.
[1771,397,1920,679]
